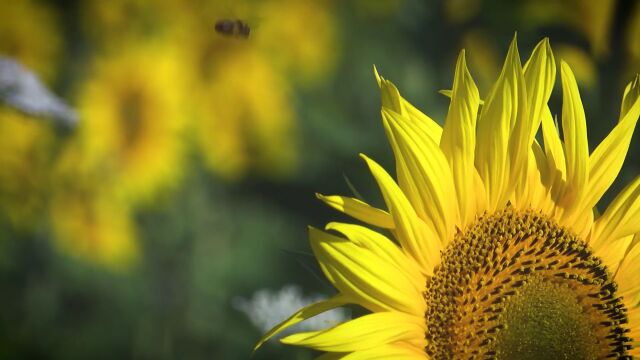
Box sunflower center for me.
[119,89,146,150]
[495,275,599,359]
[423,206,632,359]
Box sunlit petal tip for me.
[522,36,556,157]
[440,88,485,105]
[504,34,522,68]
[475,31,527,210]
[359,153,382,180]
[621,74,640,117]
[438,89,453,98]
[538,37,551,51]
[253,292,350,353]
[505,33,519,57]
[373,64,383,86]
[531,37,554,65]
[324,222,338,232]
[374,74,404,114]
[508,38,521,62]
[316,193,395,229]
[539,37,554,65]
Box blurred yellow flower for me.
[193,48,297,180]
[520,0,615,58]
[571,0,616,58]
[75,42,187,204]
[0,0,62,82]
[50,174,138,269]
[255,0,338,85]
[159,0,339,181]
[0,109,55,229]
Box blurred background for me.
[0,0,639,359]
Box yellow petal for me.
[559,61,589,208]
[403,100,443,144]
[610,234,640,300]
[317,193,394,229]
[581,75,640,212]
[592,176,640,247]
[571,206,595,241]
[438,89,453,98]
[374,65,403,115]
[361,154,442,275]
[439,88,485,105]
[254,293,349,352]
[339,343,426,359]
[473,166,488,214]
[621,74,640,117]
[280,312,425,352]
[310,227,426,316]
[374,66,442,144]
[518,38,555,209]
[593,234,633,276]
[440,50,481,226]
[541,107,567,196]
[325,222,424,290]
[475,35,528,211]
[515,140,550,211]
[522,38,556,145]
[382,108,457,242]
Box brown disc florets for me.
[424,206,633,359]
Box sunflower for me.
[49,136,139,269]
[257,37,640,358]
[75,41,186,204]
[192,48,298,180]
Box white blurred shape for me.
[0,56,77,127]
[233,285,348,339]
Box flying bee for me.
[214,19,250,38]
